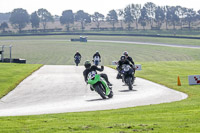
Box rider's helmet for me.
[120,55,126,62]
[123,51,128,57]
[76,51,79,53]
[96,51,99,54]
[84,60,91,69]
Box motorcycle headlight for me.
[124,68,129,72]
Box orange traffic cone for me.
[177,76,181,86]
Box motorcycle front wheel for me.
[75,60,79,66]
[108,90,113,98]
[127,77,133,90]
[95,84,106,99]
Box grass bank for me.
[0,61,199,132]
[1,35,200,46]
[0,63,42,98]
[0,35,200,65]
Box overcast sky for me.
[0,0,199,16]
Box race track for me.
[0,65,187,116]
[89,40,200,49]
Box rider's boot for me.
[109,86,112,90]
[90,86,94,91]
[107,82,113,86]
[116,73,122,79]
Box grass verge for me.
[1,35,200,65]
[0,63,43,98]
[0,61,199,132]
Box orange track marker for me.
[178,76,181,86]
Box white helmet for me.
[123,51,128,56]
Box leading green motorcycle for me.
[87,71,113,99]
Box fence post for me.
[10,45,12,63]
[2,45,4,62]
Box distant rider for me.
[83,61,112,89]
[93,51,101,66]
[74,51,81,60]
[93,51,101,60]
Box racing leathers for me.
[83,65,112,87]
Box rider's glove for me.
[117,67,121,72]
[133,65,136,69]
[101,66,104,70]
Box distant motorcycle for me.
[93,56,100,66]
[87,71,113,99]
[121,64,135,90]
[74,56,81,66]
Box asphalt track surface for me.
[0,65,187,116]
[89,40,200,49]
[2,39,200,49]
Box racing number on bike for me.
[88,71,96,80]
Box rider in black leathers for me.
[74,51,82,59]
[123,51,136,75]
[93,51,101,60]
[123,51,135,69]
[83,61,112,89]
[116,55,131,79]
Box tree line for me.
[0,2,200,33]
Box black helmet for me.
[123,51,128,56]
[120,55,126,61]
[84,60,91,68]
[96,51,99,54]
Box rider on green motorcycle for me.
[83,61,112,89]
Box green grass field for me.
[0,63,42,98]
[0,61,200,133]
[0,35,200,65]
[0,35,200,132]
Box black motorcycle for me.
[121,64,135,90]
[93,56,101,66]
[74,56,81,66]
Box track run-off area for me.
[88,40,200,49]
[0,65,187,116]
